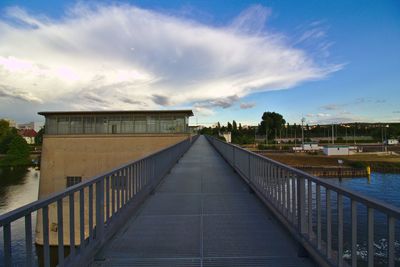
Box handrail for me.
[0,135,198,267]
[206,135,399,267]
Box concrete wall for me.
[35,134,189,245]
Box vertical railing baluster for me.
[367,207,374,267]
[3,223,12,267]
[57,199,64,266]
[127,166,131,201]
[317,184,321,250]
[123,169,127,206]
[79,189,85,250]
[112,174,116,215]
[69,194,75,257]
[326,189,332,259]
[119,171,123,207]
[89,185,93,240]
[106,176,110,222]
[285,170,290,218]
[388,216,395,267]
[117,172,121,211]
[292,174,296,223]
[43,206,50,267]
[308,179,312,238]
[131,164,136,198]
[25,213,33,267]
[297,176,306,234]
[96,179,105,243]
[351,200,357,267]
[338,194,343,267]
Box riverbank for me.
[255,151,400,173]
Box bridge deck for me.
[93,136,315,266]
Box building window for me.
[57,117,70,134]
[111,124,117,134]
[66,176,82,187]
[70,116,83,134]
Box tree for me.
[0,120,9,135]
[227,122,232,132]
[232,120,238,131]
[258,112,286,141]
[1,135,31,166]
[0,123,18,154]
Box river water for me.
[0,168,399,266]
[0,166,40,266]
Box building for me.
[220,132,232,143]
[293,142,323,152]
[18,128,37,144]
[323,145,350,156]
[385,139,399,145]
[35,110,193,246]
[18,121,44,132]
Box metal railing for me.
[206,136,400,267]
[0,135,198,267]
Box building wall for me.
[35,133,190,245]
[323,147,350,156]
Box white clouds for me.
[0,3,341,117]
[240,102,256,109]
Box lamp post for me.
[301,117,305,149]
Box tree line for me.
[199,111,400,145]
[0,120,31,166]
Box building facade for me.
[323,145,350,156]
[36,110,193,246]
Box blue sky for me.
[0,1,399,126]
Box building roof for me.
[19,128,37,137]
[38,110,194,116]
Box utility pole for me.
[332,124,335,144]
[381,124,384,152]
[301,119,304,148]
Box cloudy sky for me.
[0,0,399,126]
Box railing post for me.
[297,176,306,234]
[96,179,105,243]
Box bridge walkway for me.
[93,136,315,266]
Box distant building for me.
[385,139,399,145]
[220,132,232,143]
[323,145,350,156]
[18,129,37,144]
[293,142,323,152]
[18,121,44,132]
[36,110,194,246]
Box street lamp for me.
[301,117,305,148]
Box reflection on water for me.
[326,172,400,266]
[330,172,400,207]
[0,166,40,213]
[0,166,40,266]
